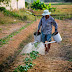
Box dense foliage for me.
[64,0,72,2]
[25,2,29,8]
[31,0,56,11]
[0,0,10,4]
[31,0,49,10]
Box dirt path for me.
[6,19,72,72]
[0,20,40,64]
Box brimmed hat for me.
[42,10,51,16]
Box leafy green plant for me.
[31,0,48,10]
[24,57,32,65]
[31,0,56,12]
[30,51,39,59]
[14,65,28,72]
[14,51,39,72]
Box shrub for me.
[31,0,49,10]
[0,7,6,11]
[25,2,29,8]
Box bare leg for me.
[45,44,48,52]
[47,43,51,52]
[45,44,47,51]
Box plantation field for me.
[5,19,72,72]
[45,2,72,5]
[0,3,72,72]
[51,5,72,14]
[33,5,72,15]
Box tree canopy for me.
[64,0,72,2]
[0,0,11,4]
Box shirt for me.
[38,16,58,34]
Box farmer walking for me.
[37,10,58,53]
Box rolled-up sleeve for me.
[38,19,42,30]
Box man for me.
[37,10,58,52]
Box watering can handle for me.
[45,41,56,44]
[52,32,58,36]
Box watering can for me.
[33,32,62,44]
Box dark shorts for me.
[41,32,52,43]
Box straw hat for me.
[42,10,51,16]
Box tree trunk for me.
[17,1,18,9]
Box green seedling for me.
[14,51,39,72]
[24,57,32,65]
[30,51,39,59]
[14,65,28,72]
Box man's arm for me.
[38,19,42,31]
[37,18,42,34]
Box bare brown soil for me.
[4,19,72,72]
[0,22,27,39]
[0,20,40,64]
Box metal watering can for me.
[33,32,62,44]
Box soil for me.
[0,22,27,39]
[0,20,40,64]
[0,19,72,72]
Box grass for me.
[0,12,24,25]
[45,2,72,5]
[0,9,35,25]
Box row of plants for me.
[0,21,34,47]
[0,7,35,21]
[14,51,39,72]
[0,7,28,21]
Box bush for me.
[31,0,49,10]
[0,7,6,11]
[25,2,29,8]
[3,9,20,17]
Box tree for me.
[0,0,11,4]
[64,0,72,2]
[0,0,11,6]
